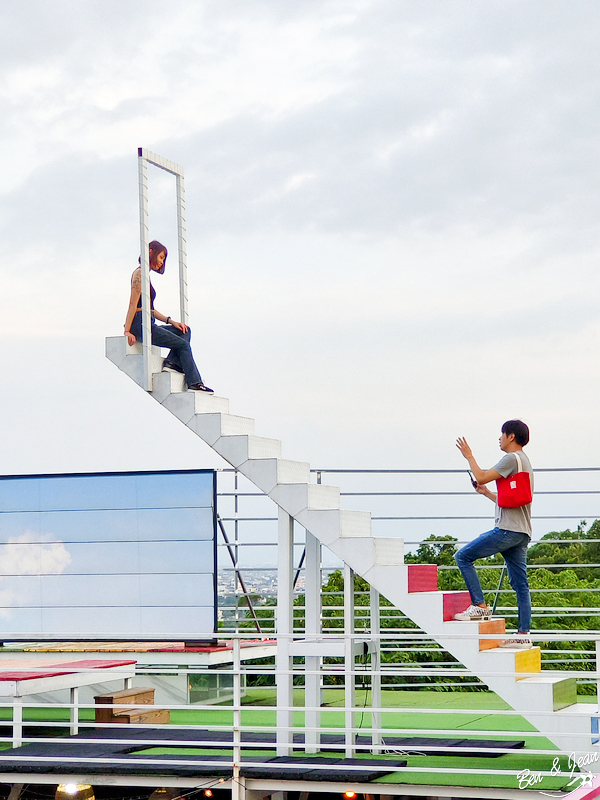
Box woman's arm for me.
[124,269,142,345]
[154,309,188,333]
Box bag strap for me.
[513,452,523,473]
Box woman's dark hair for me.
[502,419,529,447]
[149,240,168,273]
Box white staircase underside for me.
[107,336,598,755]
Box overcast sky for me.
[1,1,599,533]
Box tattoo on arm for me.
[132,269,141,292]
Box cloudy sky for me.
[1,1,599,524]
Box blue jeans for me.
[455,527,531,633]
[131,312,202,386]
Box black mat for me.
[240,756,407,781]
[0,726,524,781]
[355,735,525,758]
[0,730,404,782]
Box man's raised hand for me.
[456,437,473,460]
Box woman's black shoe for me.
[162,360,184,374]
[188,382,214,393]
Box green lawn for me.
[0,688,589,792]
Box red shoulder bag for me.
[496,452,532,509]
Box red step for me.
[407,564,438,592]
[442,591,471,621]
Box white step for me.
[296,508,371,545]
[518,674,577,712]
[106,335,130,367]
[151,370,185,402]
[334,536,404,572]
[106,336,164,376]
[239,458,311,493]
[107,335,162,367]
[213,435,282,468]
[534,701,597,760]
[161,388,230,421]
[188,413,256,446]
[269,483,340,517]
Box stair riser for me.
[188,414,255,446]
[408,565,438,593]
[152,370,185,402]
[297,509,371,546]
[269,484,341,517]
[478,619,506,650]
[238,459,311,494]
[334,538,404,572]
[162,392,230,423]
[213,436,282,468]
[518,677,577,711]
[119,354,165,385]
[442,592,472,621]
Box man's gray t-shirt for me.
[493,451,533,538]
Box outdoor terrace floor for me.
[0,688,591,794]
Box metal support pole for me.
[344,563,355,758]
[304,531,321,753]
[597,639,600,717]
[232,637,244,800]
[175,173,189,325]
[276,508,294,756]
[137,151,152,391]
[12,696,22,748]
[491,564,507,616]
[370,586,382,751]
[69,686,79,735]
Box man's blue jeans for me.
[455,527,531,633]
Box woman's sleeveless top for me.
[136,280,156,310]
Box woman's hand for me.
[126,331,137,346]
[171,320,189,333]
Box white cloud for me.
[0,533,72,619]
[0,532,72,577]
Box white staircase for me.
[107,336,597,756]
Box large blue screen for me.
[0,470,217,640]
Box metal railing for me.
[0,630,597,797]
[215,466,600,632]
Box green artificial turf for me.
[0,688,589,792]
[134,746,575,792]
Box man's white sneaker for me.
[498,635,532,649]
[454,604,492,621]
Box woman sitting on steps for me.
[123,240,213,393]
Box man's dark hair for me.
[502,419,529,447]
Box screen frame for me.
[0,468,218,643]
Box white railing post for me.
[175,173,189,326]
[370,586,382,751]
[344,563,355,758]
[232,636,245,800]
[276,508,294,756]
[597,639,600,716]
[137,149,152,391]
[304,531,321,753]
